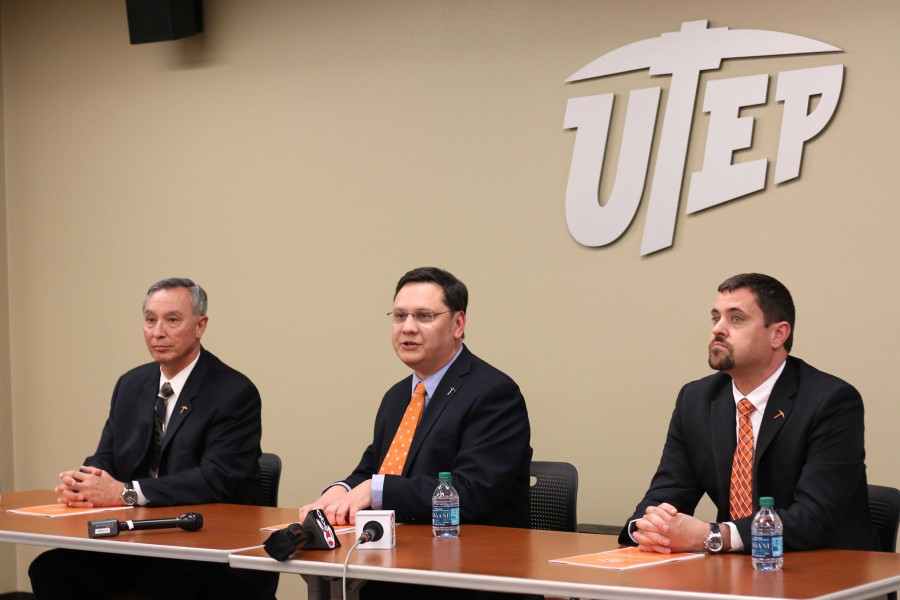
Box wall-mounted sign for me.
[564,20,843,256]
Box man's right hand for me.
[298,485,349,523]
[55,466,124,508]
[633,503,710,553]
[299,481,373,526]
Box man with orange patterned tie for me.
[619,273,879,555]
[299,267,534,600]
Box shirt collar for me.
[731,359,787,409]
[412,345,464,402]
[159,351,201,400]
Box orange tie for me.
[730,398,756,519]
[378,382,426,476]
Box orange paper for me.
[6,504,134,518]
[260,522,356,534]
[551,547,704,570]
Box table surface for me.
[0,489,300,563]
[229,522,900,600]
[4,490,899,599]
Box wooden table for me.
[4,490,899,599]
[0,489,299,563]
[229,523,900,600]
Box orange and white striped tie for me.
[378,382,426,476]
[729,398,756,519]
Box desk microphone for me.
[353,510,395,550]
[263,509,340,561]
[358,520,383,544]
[88,512,203,538]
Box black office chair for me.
[259,452,283,508]
[868,484,900,600]
[868,484,900,553]
[529,461,578,532]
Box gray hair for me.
[143,278,208,317]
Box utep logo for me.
[563,20,843,256]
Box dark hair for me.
[394,267,468,313]
[718,273,794,352]
[143,278,208,317]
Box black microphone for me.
[88,512,203,538]
[263,508,341,561]
[358,520,383,544]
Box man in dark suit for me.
[29,278,277,599]
[299,267,534,599]
[620,273,879,555]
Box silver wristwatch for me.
[121,481,138,507]
[704,522,724,553]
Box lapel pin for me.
[180,406,188,415]
[774,410,785,420]
[447,387,455,396]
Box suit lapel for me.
[404,347,471,471]
[160,350,206,454]
[710,383,737,504]
[162,396,194,451]
[132,372,160,476]
[755,359,796,464]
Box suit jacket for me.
[343,345,533,528]
[86,348,265,507]
[619,356,879,552]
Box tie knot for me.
[159,382,174,399]
[738,398,755,417]
[413,382,426,398]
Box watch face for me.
[122,488,138,506]
[705,522,723,552]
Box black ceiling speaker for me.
[126,0,203,44]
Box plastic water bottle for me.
[432,471,460,537]
[751,496,784,571]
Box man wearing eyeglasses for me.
[299,267,535,599]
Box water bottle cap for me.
[438,472,452,481]
[759,496,774,507]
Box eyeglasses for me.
[388,311,451,325]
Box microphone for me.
[353,509,395,550]
[88,512,203,538]
[358,520,383,544]
[263,508,341,561]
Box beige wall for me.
[0,6,15,587]
[2,0,898,593]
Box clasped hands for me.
[56,466,125,508]
[298,480,372,526]
[632,503,713,553]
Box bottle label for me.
[432,506,460,527]
[751,534,784,558]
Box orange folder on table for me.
[261,522,356,534]
[7,504,133,518]
[551,546,704,570]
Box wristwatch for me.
[704,522,724,553]
[121,482,138,507]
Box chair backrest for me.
[868,484,900,553]
[529,461,578,532]
[259,452,283,508]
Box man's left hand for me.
[633,503,710,553]
[55,466,124,508]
